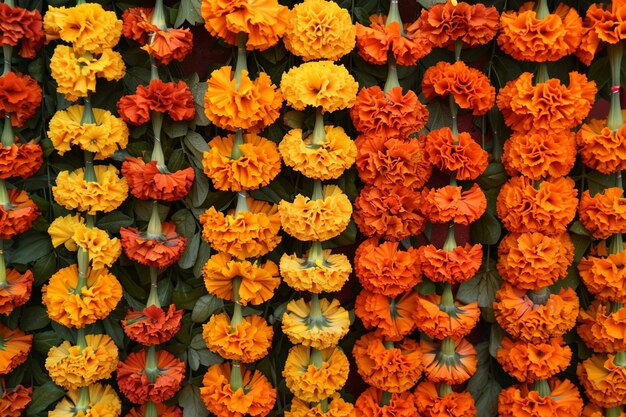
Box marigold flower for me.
[281,61,358,113]
[122,304,183,345]
[414,293,480,340]
[46,334,118,390]
[493,283,579,343]
[0,3,44,58]
[584,404,626,417]
[579,251,626,303]
[49,384,121,417]
[355,134,432,191]
[576,25,602,65]
[496,176,578,235]
[118,79,195,126]
[425,127,488,180]
[0,269,33,315]
[497,336,571,383]
[355,387,418,417]
[126,403,182,417]
[280,249,351,293]
[279,185,352,242]
[420,184,487,225]
[0,189,39,240]
[42,265,122,328]
[497,71,597,133]
[419,243,483,284]
[282,297,349,350]
[414,380,477,417]
[354,184,426,241]
[578,301,626,353]
[0,141,43,180]
[497,232,574,290]
[280,126,356,181]
[203,252,279,305]
[200,362,276,417]
[203,313,272,363]
[580,188,626,239]
[283,345,349,403]
[121,157,194,202]
[47,213,83,251]
[578,354,626,409]
[120,222,187,269]
[287,393,354,417]
[354,333,423,393]
[50,46,125,101]
[48,104,128,159]
[205,133,281,191]
[0,324,31,374]
[421,338,477,384]
[497,378,583,417]
[0,72,42,127]
[350,86,429,138]
[53,165,128,215]
[0,384,31,417]
[73,225,122,270]
[355,289,419,342]
[578,114,626,174]
[354,238,421,297]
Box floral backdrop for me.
[0,0,624,416]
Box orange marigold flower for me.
[497,232,574,290]
[0,3,44,58]
[0,324,31,375]
[204,66,282,133]
[49,383,121,417]
[497,71,596,133]
[200,362,276,417]
[578,114,626,174]
[201,0,288,51]
[280,126,356,181]
[118,79,195,125]
[498,3,582,62]
[354,333,423,393]
[498,378,583,417]
[126,403,182,417]
[117,349,185,404]
[0,269,33,315]
[581,1,626,45]
[579,188,626,239]
[287,393,354,417]
[355,134,432,191]
[578,354,626,409]
[414,293,480,340]
[42,265,122,328]
[425,127,488,180]
[203,252,279,305]
[350,86,429,138]
[493,283,579,343]
[0,189,39,240]
[120,222,187,269]
[282,297,349,350]
[0,384,31,417]
[578,301,626,353]
[200,198,282,259]
[355,387,418,417]
[496,336,571,383]
[576,25,602,65]
[203,313,272,363]
[420,184,487,225]
[0,72,42,128]
[419,243,483,284]
[356,14,432,65]
[579,251,626,303]
[354,184,426,241]
[355,289,419,342]
[421,338,477,385]
[280,249,351,293]
[412,0,499,48]
[414,380,477,417]
[496,176,578,235]
[122,304,183,345]
[121,157,194,202]
[283,345,349,403]
[205,133,281,191]
[354,238,421,297]
[503,130,577,179]
[0,142,43,180]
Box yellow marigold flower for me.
[278,185,352,241]
[48,105,129,159]
[53,165,128,215]
[282,297,350,350]
[49,383,121,417]
[202,313,273,363]
[280,61,358,113]
[287,393,355,417]
[283,345,349,402]
[73,225,122,270]
[45,334,118,390]
[43,4,122,54]
[280,249,352,293]
[42,265,122,328]
[284,0,356,61]
[50,46,125,101]
[279,126,356,180]
[203,133,281,191]
[48,214,83,251]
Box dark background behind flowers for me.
[4,0,615,415]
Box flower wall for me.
[0,0,624,416]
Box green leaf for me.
[32,252,57,286]
[174,0,204,27]
[586,170,617,196]
[197,348,223,367]
[103,316,126,348]
[184,131,210,165]
[193,240,211,278]
[190,81,211,127]
[172,209,197,238]
[424,100,453,132]
[467,341,501,417]
[26,381,66,415]
[477,163,508,190]
[178,233,200,270]
[8,231,52,264]
[19,306,50,332]
[33,331,63,355]
[191,294,224,323]
[172,278,206,310]
[470,212,501,245]
[323,221,357,248]
[190,168,209,207]
[457,259,502,308]
[97,212,134,233]
[178,384,209,417]
[188,348,200,371]
[163,120,189,138]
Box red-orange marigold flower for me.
[0,3,44,58]
[0,384,31,417]
[0,72,42,128]
[414,293,480,340]
[425,127,488,180]
[355,387,418,417]
[498,378,583,417]
[578,301,626,353]
[122,304,183,345]
[0,269,33,315]
[0,142,43,180]
[419,243,483,284]
[120,222,187,269]
[355,289,419,342]
[414,380,477,417]
[421,338,477,385]
[0,189,40,240]
[579,251,626,303]
[117,80,195,125]
[497,336,572,383]
[578,354,626,409]
[578,114,626,174]
[121,157,194,202]
[0,324,31,375]
[420,184,486,225]
[126,403,182,417]
[579,188,626,239]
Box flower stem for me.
[454,39,463,62]
[615,351,626,367]
[231,128,244,159]
[0,241,5,286]
[312,179,323,201]
[76,328,87,350]
[150,56,159,81]
[2,45,12,76]
[311,108,326,146]
[234,191,249,216]
[234,33,248,89]
[440,283,455,308]
[75,246,89,294]
[386,0,404,35]
[442,223,457,252]
[146,267,161,308]
[83,151,96,183]
[1,115,13,148]
[319,399,329,413]
[310,293,323,321]
[609,302,624,314]
[534,0,550,20]
[146,202,162,239]
[380,391,392,407]
[528,287,551,305]
[150,111,166,169]
[145,402,158,417]
[0,179,9,207]
[230,361,244,391]
[231,277,243,329]
[310,347,324,369]
[608,42,624,132]
[438,383,453,397]
[383,340,395,349]
[449,94,459,138]
[607,407,624,417]
[441,337,455,356]
[611,233,625,254]
[75,387,90,413]
[536,62,549,85]
[144,345,159,383]
[306,241,325,266]
[532,379,551,397]
[151,0,167,30]
[384,53,400,93]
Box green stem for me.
[609,301,624,314]
[384,54,400,93]
[311,108,326,146]
[230,361,243,391]
[0,241,5,286]
[440,283,455,307]
[442,223,457,252]
[306,241,324,266]
[145,402,158,417]
[146,267,160,308]
[75,246,89,294]
[150,0,167,30]
[534,0,550,20]
[76,328,87,350]
[528,287,551,305]
[312,179,323,201]
[2,45,12,76]
[319,399,329,413]
[231,129,244,159]
[0,179,9,207]
[454,39,463,62]
[310,347,324,369]
[615,351,626,367]
[74,387,90,412]
[1,115,13,147]
[386,0,405,35]
[380,391,392,407]
[85,214,95,229]
[532,379,551,397]
[607,407,624,417]
[81,95,96,125]
[608,42,624,132]
[449,94,458,138]
[234,33,248,89]
[144,345,159,383]
[234,191,249,216]
[441,337,455,356]
[383,340,394,350]
[310,293,323,320]
[231,277,243,329]
[610,233,624,255]
[83,151,96,183]
[438,383,453,397]
[146,202,162,239]
[150,111,165,168]
[150,56,159,81]
[536,62,549,85]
